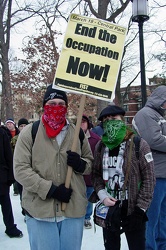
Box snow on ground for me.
[0,192,128,250]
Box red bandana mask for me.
[42,105,67,138]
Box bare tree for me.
[5,0,165,122]
[10,26,98,124]
[0,0,37,121]
[14,0,131,117]
[10,26,60,120]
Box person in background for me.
[5,118,20,196]
[5,118,19,139]
[91,121,104,137]
[14,84,93,250]
[18,118,29,130]
[91,105,155,250]
[81,115,100,229]
[132,85,166,250]
[11,118,29,152]
[11,118,29,213]
[0,126,23,238]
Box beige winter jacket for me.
[14,120,93,218]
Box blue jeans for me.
[26,216,84,250]
[85,186,93,220]
[146,178,166,250]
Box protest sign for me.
[53,14,127,210]
[53,13,127,101]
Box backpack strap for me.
[79,128,85,149]
[31,120,85,148]
[31,120,40,144]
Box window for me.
[124,117,130,124]
[123,104,128,111]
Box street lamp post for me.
[131,0,149,107]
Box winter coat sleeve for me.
[91,141,106,193]
[127,138,156,212]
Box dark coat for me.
[91,138,156,214]
[0,125,11,139]
[84,130,100,186]
[1,125,19,141]
[0,127,14,195]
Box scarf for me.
[102,120,126,150]
[42,105,67,138]
[103,142,126,199]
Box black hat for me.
[98,105,125,121]
[18,118,29,127]
[43,84,68,107]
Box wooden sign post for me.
[61,95,86,211]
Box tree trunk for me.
[1,53,13,120]
[0,0,13,121]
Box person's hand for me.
[51,184,72,203]
[103,197,117,206]
[128,206,148,231]
[66,150,86,173]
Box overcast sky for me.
[10,1,166,87]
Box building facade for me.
[121,83,159,126]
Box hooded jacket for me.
[132,85,166,178]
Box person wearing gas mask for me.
[132,85,166,250]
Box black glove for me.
[47,184,72,203]
[128,206,148,231]
[66,150,86,173]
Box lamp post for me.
[131,0,149,107]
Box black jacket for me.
[0,127,14,195]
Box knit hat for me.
[82,115,90,129]
[98,105,125,121]
[43,84,68,107]
[18,118,29,128]
[5,118,15,125]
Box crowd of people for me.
[0,84,166,250]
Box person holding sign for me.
[13,84,93,250]
[91,105,155,250]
